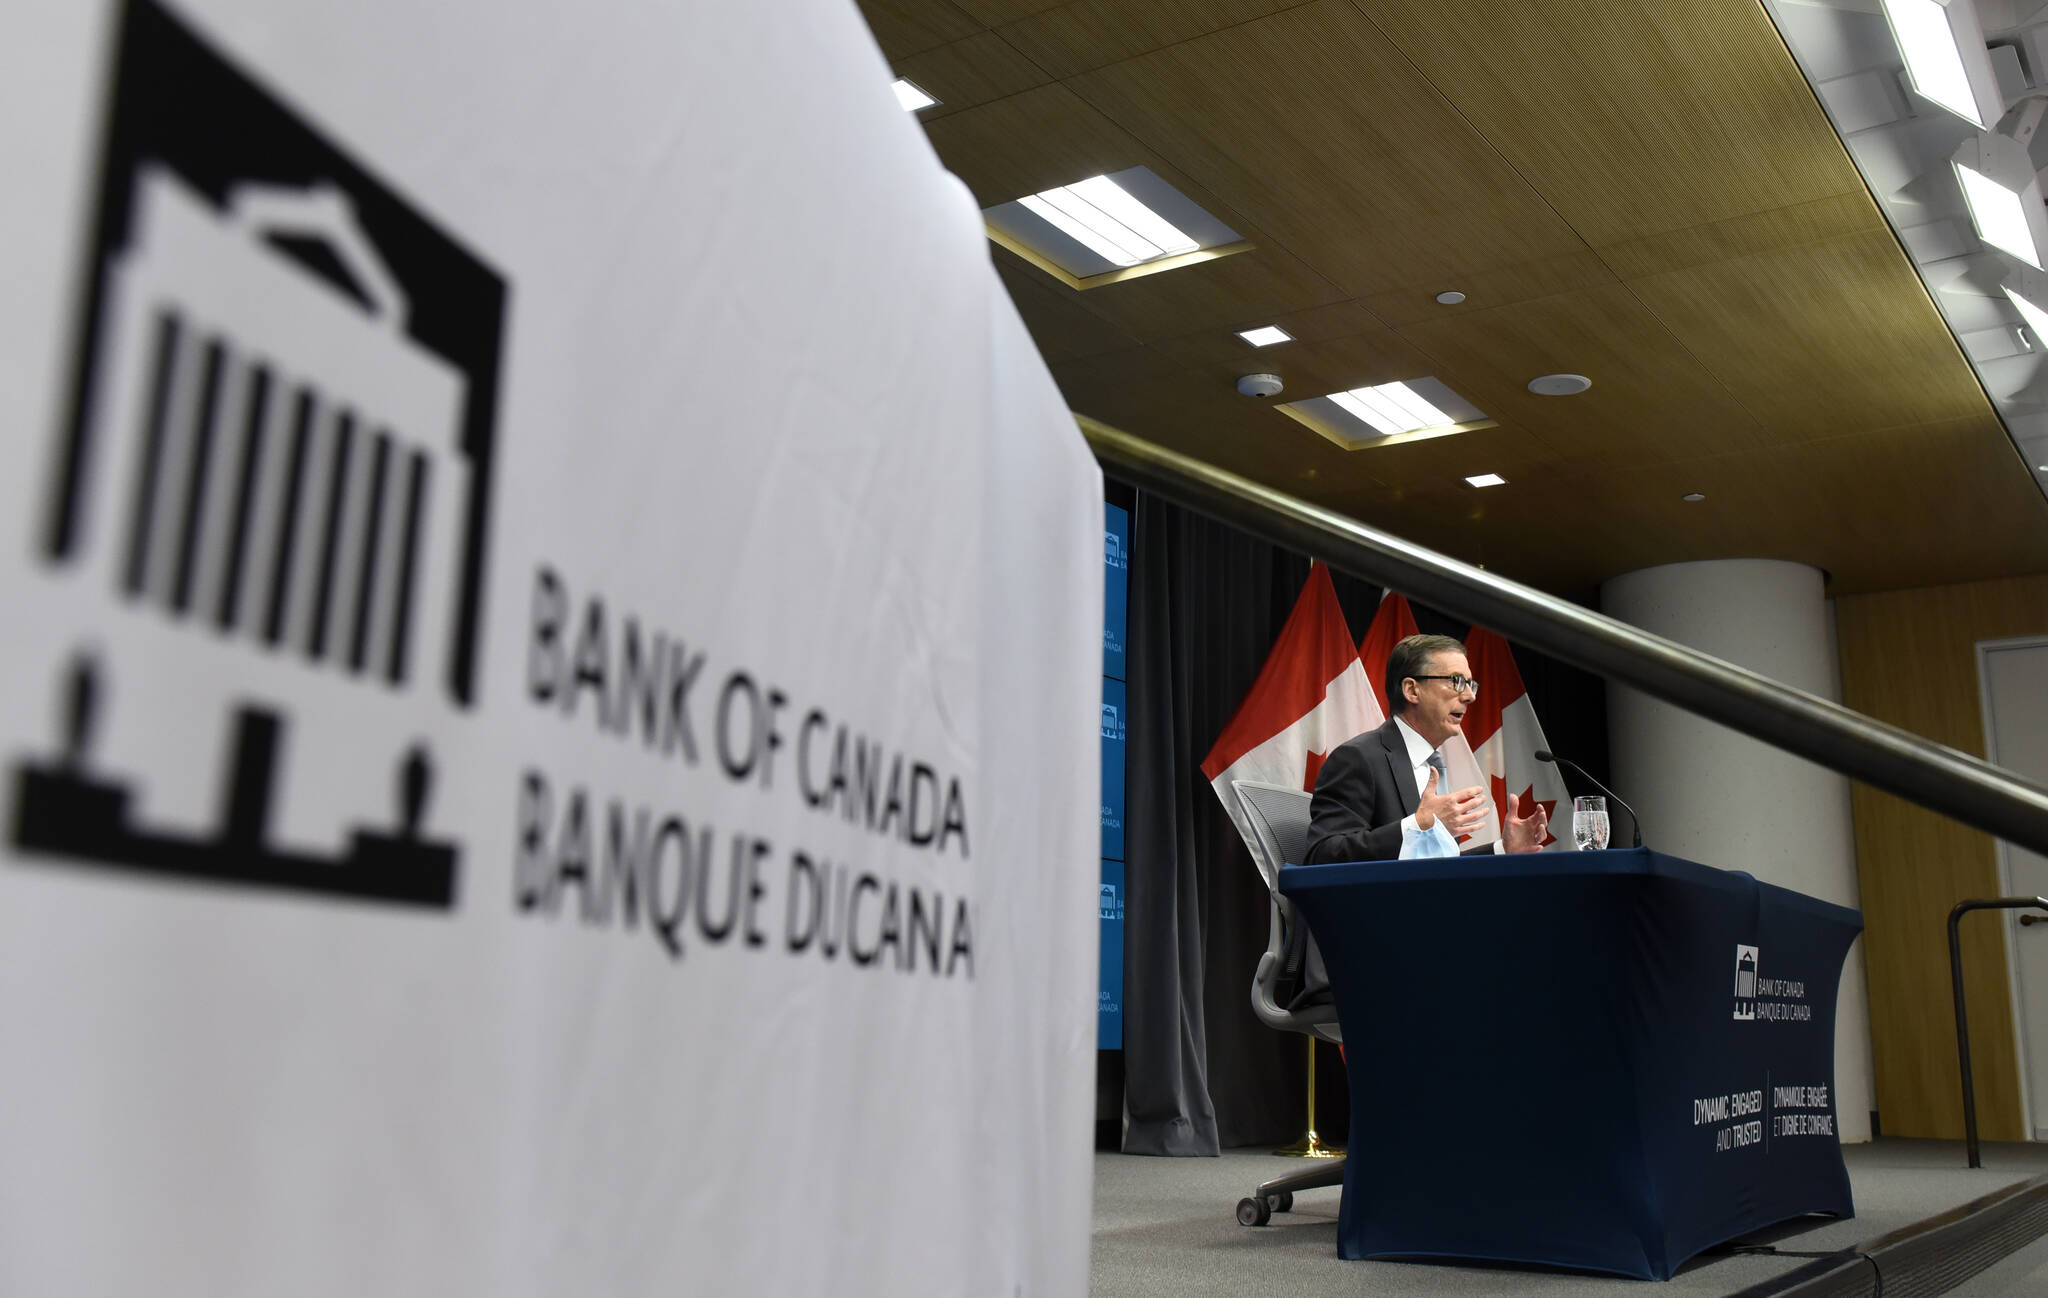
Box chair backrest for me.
[1232,780,1340,1043]
[1234,781,1312,888]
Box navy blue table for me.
[1279,848,1863,1280]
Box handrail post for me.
[1947,897,2048,1168]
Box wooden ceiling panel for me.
[1629,229,1993,439]
[1599,192,1887,282]
[1591,417,2048,594]
[992,259,1142,363]
[892,30,1053,120]
[1257,300,1388,343]
[1361,0,1867,250]
[995,0,1303,79]
[1330,421,1565,497]
[858,0,2048,595]
[1358,250,1616,328]
[860,0,987,62]
[1394,283,1773,467]
[950,0,1064,25]
[1018,240,1348,343]
[1045,343,1187,397]
[1314,478,1639,596]
[1060,365,1398,497]
[921,83,1177,207]
[1067,0,1590,298]
[1146,317,1435,391]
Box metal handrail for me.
[1078,416,2048,858]
[1949,897,2048,1167]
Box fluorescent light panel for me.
[1018,175,1198,268]
[2006,286,2048,346]
[1882,0,1989,126]
[892,79,938,111]
[1238,325,1293,347]
[1956,162,2045,268]
[1466,473,1507,488]
[1327,381,1456,436]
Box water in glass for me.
[1572,795,1609,851]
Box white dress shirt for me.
[1392,714,1506,853]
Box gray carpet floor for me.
[1090,1139,2048,1297]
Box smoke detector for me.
[1237,372,1284,398]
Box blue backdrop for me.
[1099,504,1129,1050]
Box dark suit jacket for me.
[1304,718,1490,865]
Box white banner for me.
[0,2,1102,1295]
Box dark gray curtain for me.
[1118,490,1611,1155]
[1122,493,1322,1154]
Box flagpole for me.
[1273,1036,1343,1159]
[1075,415,2048,859]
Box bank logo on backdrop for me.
[1104,529,1125,569]
[1100,702,1123,741]
[1733,945,1759,1021]
[10,0,507,908]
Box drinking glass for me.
[1572,795,1610,851]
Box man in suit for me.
[1305,633,1549,864]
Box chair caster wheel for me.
[1269,1191,1293,1213]
[1237,1196,1272,1227]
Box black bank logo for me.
[11,0,506,908]
[1733,945,1759,1022]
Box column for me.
[1602,558,1875,1142]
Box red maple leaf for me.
[1491,775,1559,848]
[1302,748,1329,793]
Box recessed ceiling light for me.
[1683,492,1706,502]
[1018,175,1197,268]
[1465,473,1506,488]
[1281,377,1486,450]
[1878,0,2002,128]
[891,78,938,112]
[1954,150,2048,270]
[1237,325,1293,347]
[1328,381,1455,436]
[1435,290,1467,305]
[2004,286,2048,349]
[1527,373,1592,396]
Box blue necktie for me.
[1425,751,1447,787]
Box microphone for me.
[1535,750,1644,848]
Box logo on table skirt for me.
[12,0,507,911]
[1733,945,1759,1021]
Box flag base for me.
[1272,1130,1344,1158]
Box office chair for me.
[1230,779,1345,1227]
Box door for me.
[1980,635,2048,1141]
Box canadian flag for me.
[1462,626,1569,849]
[1357,587,1419,720]
[1358,592,1499,847]
[1201,563,1381,857]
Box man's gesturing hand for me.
[1503,792,1549,853]
[1415,767,1488,838]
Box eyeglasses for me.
[1410,674,1479,698]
